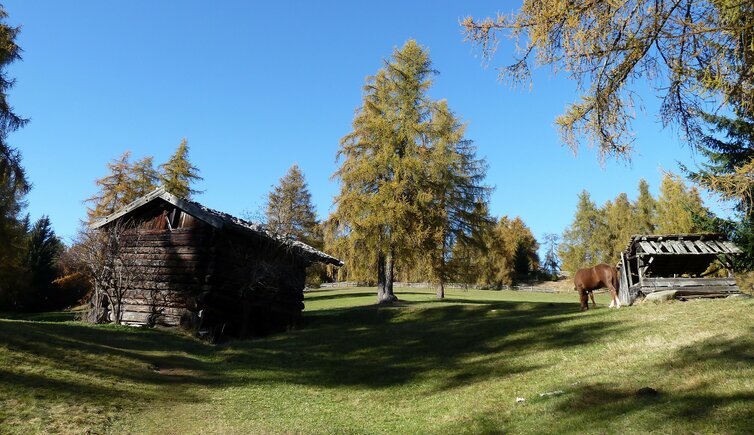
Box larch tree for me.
[468,215,538,288]
[266,164,320,246]
[603,193,634,264]
[418,100,492,298]
[333,40,436,304]
[633,179,657,235]
[160,138,202,199]
[86,151,134,220]
[126,156,159,203]
[462,1,754,161]
[656,172,707,234]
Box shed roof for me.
[622,233,742,277]
[90,188,344,266]
[622,233,743,257]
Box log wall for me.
[115,204,214,326]
[211,228,307,337]
[99,199,311,338]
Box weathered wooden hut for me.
[617,233,743,305]
[89,188,342,338]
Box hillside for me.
[1,288,753,434]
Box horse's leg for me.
[607,282,621,309]
[589,291,596,308]
[578,286,588,310]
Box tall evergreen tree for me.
[0,168,29,309]
[0,6,31,309]
[418,101,492,298]
[685,111,754,269]
[126,156,159,203]
[656,173,707,234]
[86,151,134,220]
[633,179,657,235]
[559,191,600,272]
[266,164,320,247]
[603,193,634,263]
[0,7,28,196]
[334,40,436,303]
[25,216,64,310]
[541,233,560,278]
[160,138,202,199]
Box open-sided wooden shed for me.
[89,188,342,338]
[618,233,743,305]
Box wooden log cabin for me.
[89,188,343,338]
[618,233,743,306]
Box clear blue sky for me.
[4,1,727,247]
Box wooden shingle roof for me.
[623,233,742,257]
[90,188,344,267]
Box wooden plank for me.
[683,240,700,253]
[642,277,737,287]
[619,252,633,306]
[705,241,722,253]
[695,241,713,253]
[120,304,187,315]
[639,241,656,254]
[669,241,686,254]
[722,241,743,254]
[641,285,740,295]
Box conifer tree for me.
[541,233,560,278]
[418,101,492,298]
[465,215,538,288]
[25,216,64,310]
[0,6,31,308]
[160,138,202,199]
[463,1,754,160]
[602,193,634,264]
[0,7,28,196]
[334,40,436,303]
[633,179,657,235]
[559,191,600,272]
[127,156,159,203]
[0,168,29,309]
[86,152,133,219]
[266,164,320,247]
[685,111,754,269]
[656,173,707,234]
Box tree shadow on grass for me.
[535,332,754,434]
[0,297,623,432]
[228,299,623,392]
[304,290,430,303]
[0,319,229,405]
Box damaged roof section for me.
[623,233,742,278]
[90,187,343,267]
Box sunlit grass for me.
[1,287,753,434]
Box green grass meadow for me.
[1,287,753,434]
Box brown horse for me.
[574,264,620,310]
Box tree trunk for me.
[377,251,387,302]
[377,250,398,304]
[111,296,122,325]
[436,281,445,299]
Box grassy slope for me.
[1,288,753,434]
